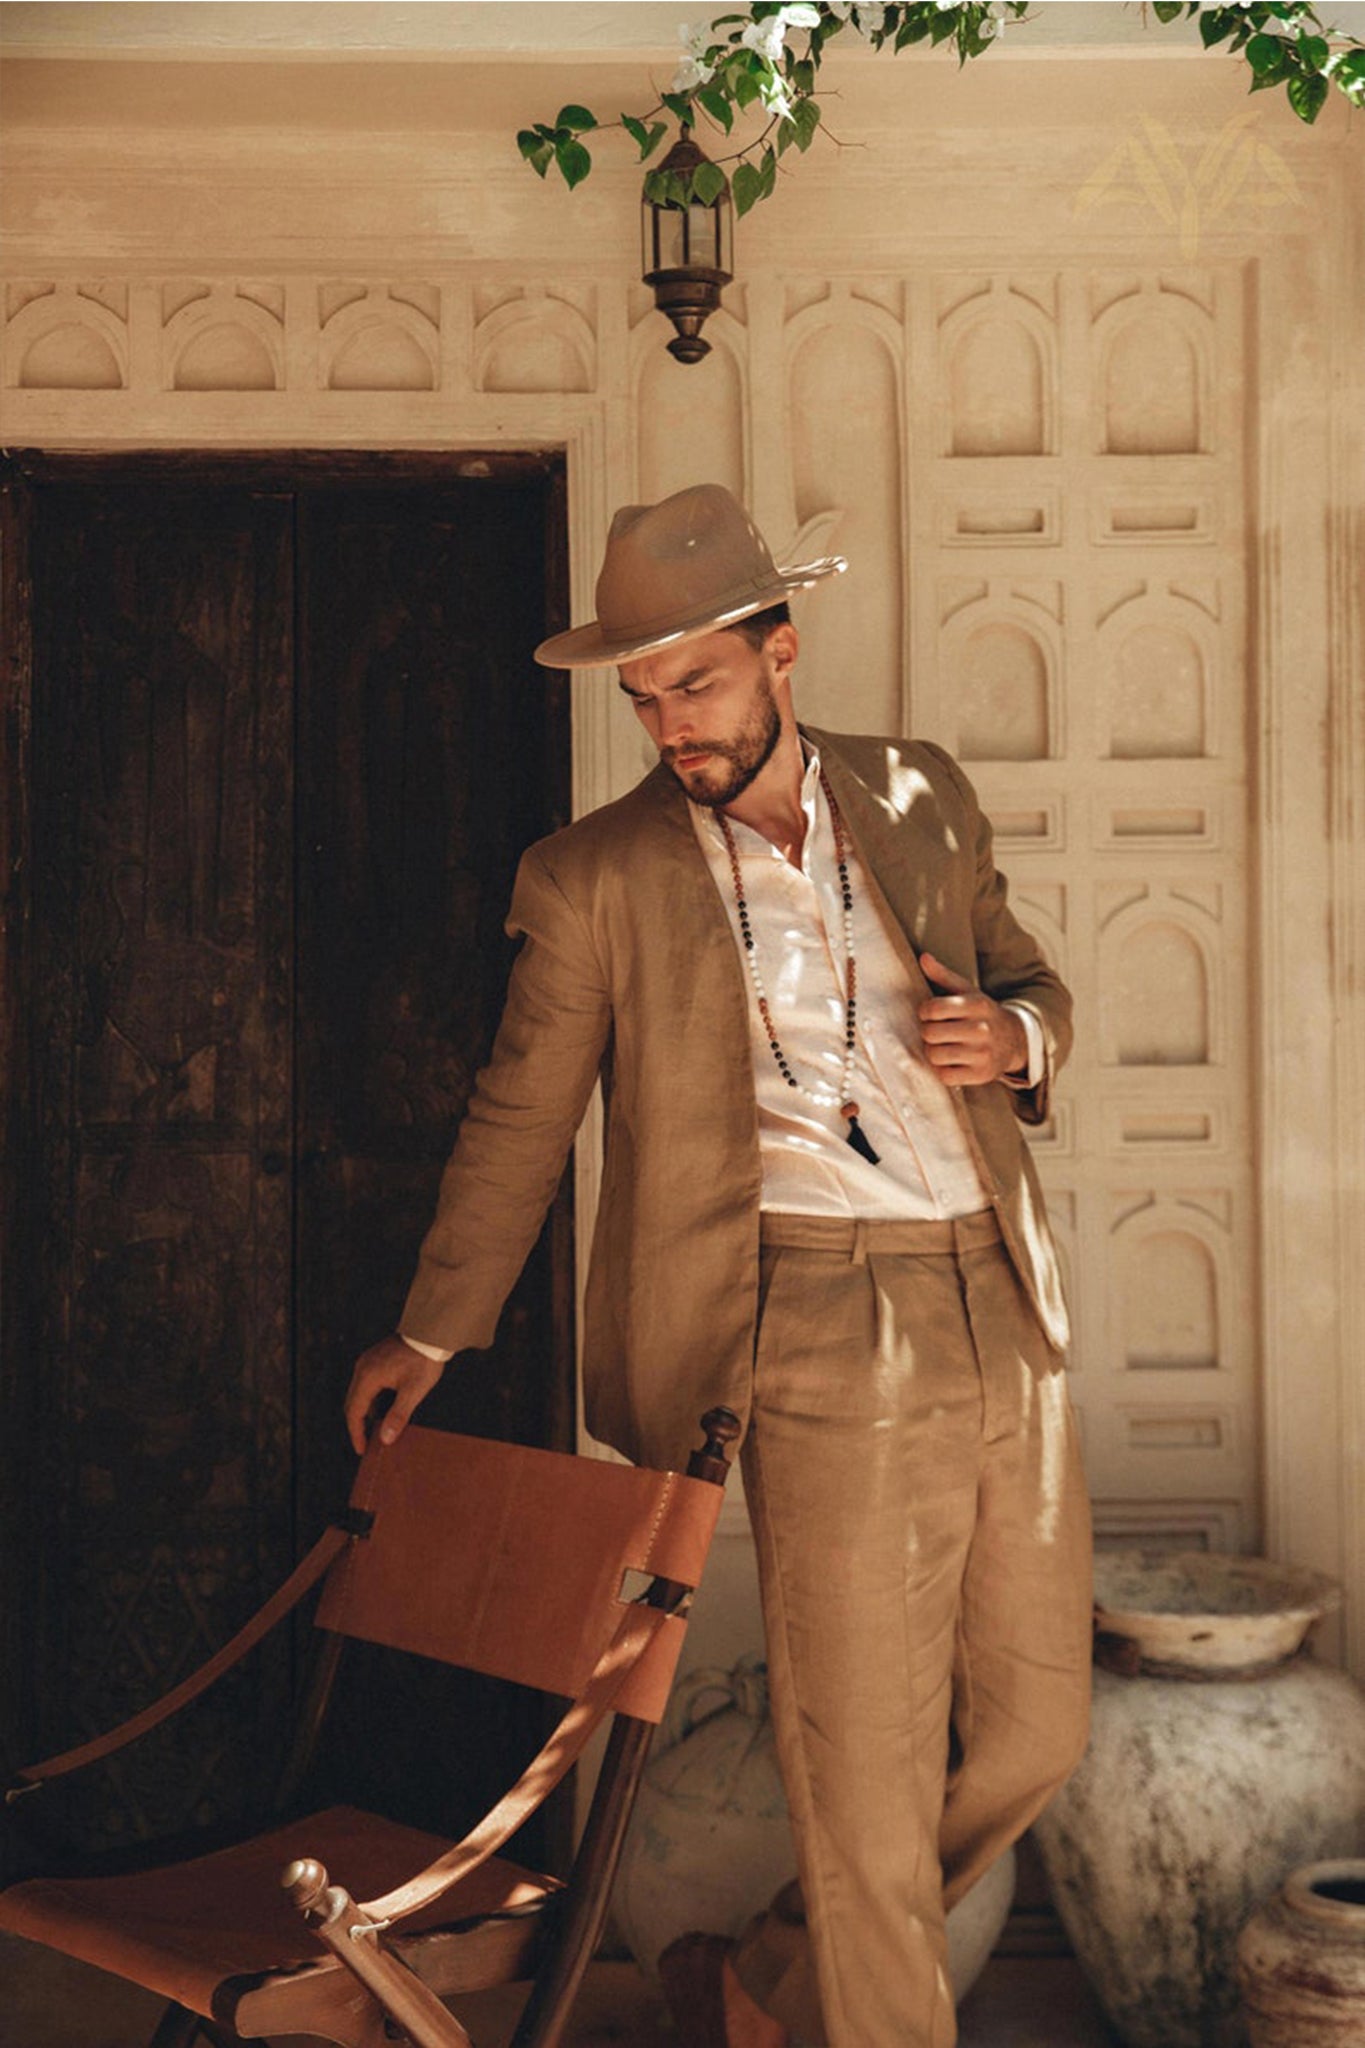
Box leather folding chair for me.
[0,1408,738,2048]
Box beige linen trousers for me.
[400,727,1092,2044]
[734,1211,1092,2045]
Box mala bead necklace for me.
[719,770,881,1167]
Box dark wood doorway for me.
[0,451,575,1864]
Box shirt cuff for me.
[1000,1003,1045,1090]
[399,1332,454,1365]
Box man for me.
[346,484,1092,2048]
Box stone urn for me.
[614,1652,1016,2003]
[1031,1551,1365,2048]
[1237,1858,1365,2045]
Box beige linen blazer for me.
[401,727,1073,1470]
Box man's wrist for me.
[399,1332,453,1365]
[1000,1004,1044,1089]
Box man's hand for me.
[345,1335,447,1457]
[918,951,1028,1087]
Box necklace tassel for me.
[841,1106,881,1167]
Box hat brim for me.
[533,555,847,670]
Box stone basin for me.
[1093,1550,1341,1677]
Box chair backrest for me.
[313,1426,725,1724]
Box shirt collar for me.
[690,740,825,857]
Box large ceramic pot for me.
[614,1653,1016,2003]
[1237,1859,1365,2046]
[1031,1551,1365,2048]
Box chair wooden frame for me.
[1,1408,739,2048]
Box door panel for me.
[25,483,296,1850]
[294,477,573,1538]
[4,457,573,1861]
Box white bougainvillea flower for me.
[779,4,823,26]
[759,71,796,119]
[670,52,716,91]
[741,15,787,61]
[855,4,888,34]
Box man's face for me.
[617,624,795,809]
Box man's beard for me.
[663,682,783,809]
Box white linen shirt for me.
[689,746,1041,1220]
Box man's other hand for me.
[918,951,1028,1087]
[345,1335,447,1456]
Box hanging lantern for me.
[641,126,733,365]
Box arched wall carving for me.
[939,585,1063,765]
[1092,282,1212,457]
[784,292,905,733]
[1113,1196,1233,1378]
[1096,584,1219,761]
[4,286,128,389]
[633,309,747,507]
[938,281,1057,458]
[1098,889,1220,1068]
[476,290,595,394]
[164,287,283,392]
[323,289,439,392]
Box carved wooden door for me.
[1,454,572,1858]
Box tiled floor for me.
[0,1934,1119,2047]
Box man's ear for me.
[766,621,799,680]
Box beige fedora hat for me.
[534,482,846,669]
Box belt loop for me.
[851,1221,870,1266]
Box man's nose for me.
[656,695,695,744]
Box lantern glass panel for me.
[643,199,731,277]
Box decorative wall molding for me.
[2,49,1361,1668]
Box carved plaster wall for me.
[2,44,1362,1665]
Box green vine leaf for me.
[555,105,598,132]
[1199,11,1238,49]
[1245,32,1286,73]
[555,137,593,189]
[1287,68,1330,120]
[732,160,764,215]
[792,96,822,151]
[692,159,730,204]
[697,82,736,131]
[730,62,762,110]
[516,129,555,177]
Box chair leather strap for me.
[9,1524,355,1794]
[358,1601,672,1926]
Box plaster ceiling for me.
[13,0,1364,56]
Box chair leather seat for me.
[0,1804,556,2016]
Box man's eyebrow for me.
[617,664,712,698]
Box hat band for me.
[596,570,794,647]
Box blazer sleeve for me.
[927,744,1073,1127]
[399,840,611,1356]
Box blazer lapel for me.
[812,733,934,1004]
[629,761,757,1075]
